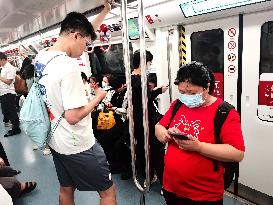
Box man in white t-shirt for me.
[34,1,116,205]
[0,52,21,137]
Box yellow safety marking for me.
[179,25,186,67]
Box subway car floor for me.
[0,114,249,205]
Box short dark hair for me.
[148,73,157,87]
[175,62,215,94]
[22,64,35,80]
[108,75,126,90]
[20,57,32,74]
[60,12,97,41]
[0,52,7,60]
[90,75,102,87]
[132,50,153,69]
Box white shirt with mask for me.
[0,62,16,96]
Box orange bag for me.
[14,74,28,94]
[97,111,116,130]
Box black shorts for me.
[50,143,113,191]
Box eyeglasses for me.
[85,38,93,48]
[71,32,93,48]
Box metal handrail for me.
[138,0,151,193]
[120,0,150,204]
[167,30,173,103]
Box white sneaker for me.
[43,148,51,155]
[33,144,39,150]
[4,122,12,127]
[160,188,164,196]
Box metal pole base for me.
[140,192,145,205]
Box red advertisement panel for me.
[213,73,224,99]
[258,81,273,106]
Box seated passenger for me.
[102,74,112,91]
[81,72,91,99]
[155,62,245,205]
[0,157,37,200]
[90,75,113,107]
[0,184,13,205]
[0,143,37,201]
[107,75,131,178]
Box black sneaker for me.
[4,129,21,137]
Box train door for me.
[185,16,241,193]
[240,10,273,204]
[155,27,180,113]
[185,17,239,106]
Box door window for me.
[191,29,224,99]
[258,22,273,122]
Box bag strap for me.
[213,101,234,171]
[34,54,65,83]
[214,101,234,145]
[166,100,182,129]
[47,112,64,142]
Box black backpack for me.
[168,100,239,190]
[213,101,239,190]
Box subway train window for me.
[258,22,273,122]
[191,29,224,99]
[88,43,133,75]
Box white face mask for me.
[102,81,109,88]
[178,92,205,108]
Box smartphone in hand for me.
[168,131,189,140]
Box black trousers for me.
[0,93,20,129]
[0,97,9,123]
[163,189,223,205]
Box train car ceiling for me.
[2,0,273,50]
[0,0,117,45]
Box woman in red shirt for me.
[155,62,245,205]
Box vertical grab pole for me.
[120,0,150,204]
[138,0,151,193]
[120,0,140,193]
[166,32,173,103]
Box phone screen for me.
[168,132,189,140]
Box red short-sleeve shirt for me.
[159,98,245,201]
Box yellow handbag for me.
[97,110,116,130]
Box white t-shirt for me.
[0,62,16,96]
[0,184,13,205]
[35,50,95,155]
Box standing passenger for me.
[33,1,116,205]
[155,62,245,205]
[131,50,167,185]
[0,52,21,137]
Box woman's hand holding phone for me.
[167,127,201,152]
[168,132,189,140]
